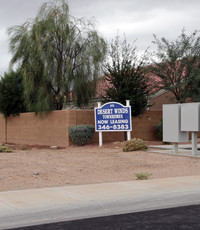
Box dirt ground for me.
[1,142,200,192]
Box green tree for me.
[188,72,200,101]
[104,35,152,117]
[8,0,106,112]
[0,69,26,118]
[151,29,200,103]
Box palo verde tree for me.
[0,69,26,118]
[8,0,106,112]
[151,29,200,103]
[104,35,152,117]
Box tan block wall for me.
[131,110,162,141]
[67,110,125,144]
[0,115,6,143]
[68,110,162,143]
[0,110,162,147]
[7,111,70,147]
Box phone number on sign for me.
[98,124,129,130]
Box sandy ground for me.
[1,142,200,192]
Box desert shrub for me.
[155,119,163,141]
[123,138,148,152]
[68,125,95,146]
[135,172,152,180]
[0,144,12,153]
[21,147,27,150]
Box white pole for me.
[99,131,103,147]
[97,102,103,147]
[172,143,178,154]
[192,132,198,155]
[126,100,131,141]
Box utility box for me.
[181,103,200,132]
[163,104,189,143]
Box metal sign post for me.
[192,132,198,155]
[94,101,132,146]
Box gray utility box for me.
[163,104,189,143]
[181,103,200,132]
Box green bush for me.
[68,125,95,146]
[0,69,26,118]
[0,144,12,153]
[135,172,152,180]
[123,138,148,152]
[21,147,27,150]
[155,119,163,141]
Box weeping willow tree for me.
[8,0,106,112]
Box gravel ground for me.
[1,142,200,192]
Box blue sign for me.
[95,102,132,132]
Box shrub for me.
[68,125,95,146]
[0,144,12,153]
[135,172,152,180]
[123,138,148,152]
[155,119,163,141]
[0,69,26,118]
[21,147,27,150]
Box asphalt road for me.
[13,204,200,230]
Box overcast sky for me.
[0,0,200,76]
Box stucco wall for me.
[0,110,162,147]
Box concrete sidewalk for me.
[1,175,200,229]
[148,144,200,158]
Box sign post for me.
[95,101,132,146]
[126,100,131,141]
[97,102,103,147]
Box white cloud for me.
[0,28,11,76]
[0,0,200,75]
